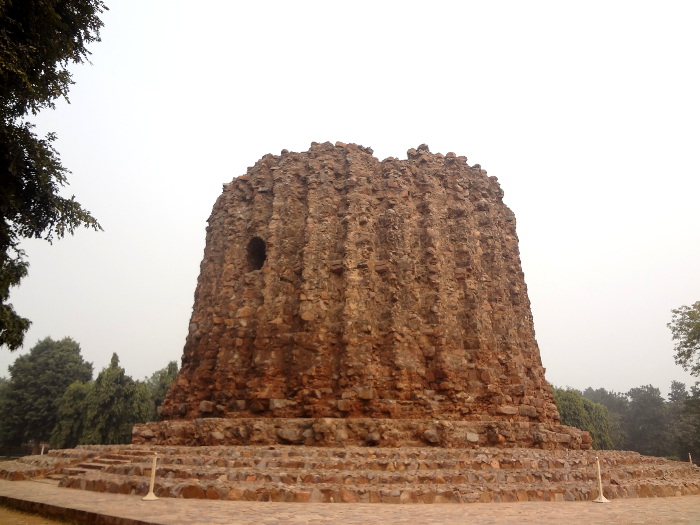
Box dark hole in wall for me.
[247,237,267,270]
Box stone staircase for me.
[9,444,695,504]
[46,449,155,483]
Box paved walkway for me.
[1,479,699,525]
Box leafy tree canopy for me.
[145,360,178,421]
[582,387,629,450]
[50,378,93,449]
[582,387,629,414]
[51,358,177,448]
[553,387,614,450]
[1,0,107,350]
[79,353,150,445]
[668,301,700,377]
[0,336,92,446]
[668,380,689,403]
[626,384,670,457]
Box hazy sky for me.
[3,1,699,397]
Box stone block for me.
[519,405,538,418]
[422,429,440,444]
[357,386,375,400]
[277,428,302,443]
[365,432,381,444]
[269,398,289,410]
[337,399,353,412]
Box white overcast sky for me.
[3,1,699,397]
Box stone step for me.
[47,449,100,461]
[45,473,68,481]
[102,449,154,458]
[62,467,89,476]
[59,469,700,504]
[92,457,130,465]
[77,444,668,468]
[148,454,666,471]
[72,446,700,475]
[105,452,162,459]
[102,460,695,487]
[76,462,117,471]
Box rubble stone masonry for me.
[149,142,587,449]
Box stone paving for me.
[1,479,700,524]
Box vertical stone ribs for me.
[160,142,560,429]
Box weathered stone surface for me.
[133,416,593,450]
[14,444,698,505]
[154,142,581,448]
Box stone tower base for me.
[132,417,591,450]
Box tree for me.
[79,353,150,445]
[0,337,92,448]
[1,0,107,350]
[668,380,689,404]
[665,381,700,462]
[553,387,614,450]
[668,301,700,377]
[0,376,9,413]
[582,387,630,449]
[626,385,670,457]
[683,384,700,462]
[51,357,177,447]
[50,379,93,449]
[144,360,178,421]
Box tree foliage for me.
[144,360,178,421]
[50,355,176,447]
[79,353,151,445]
[580,382,700,460]
[626,385,670,457]
[0,0,106,350]
[0,337,92,446]
[664,381,700,461]
[681,385,700,461]
[582,387,630,449]
[668,301,700,377]
[50,379,93,449]
[1,338,177,448]
[553,387,614,450]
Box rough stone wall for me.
[159,142,560,427]
[133,417,591,449]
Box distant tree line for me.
[0,337,178,451]
[554,300,700,459]
[554,382,700,459]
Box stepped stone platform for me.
[2,444,698,504]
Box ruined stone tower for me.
[143,142,589,449]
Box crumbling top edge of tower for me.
[227,141,499,192]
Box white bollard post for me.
[142,453,159,501]
[690,453,693,465]
[40,445,45,456]
[592,456,610,503]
